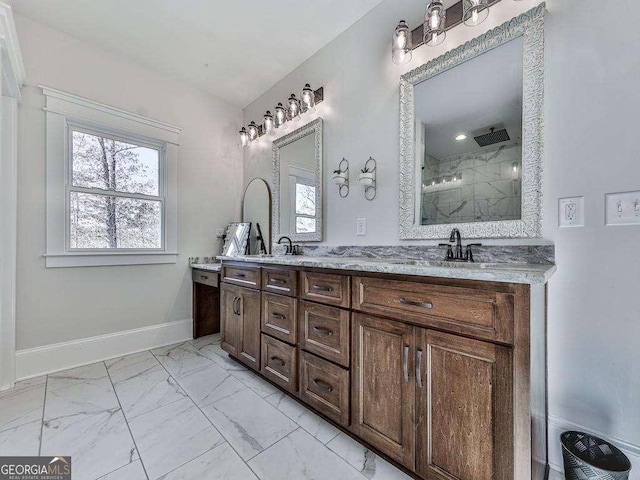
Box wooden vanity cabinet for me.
[220,261,546,480]
[220,283,261,371]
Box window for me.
[43,86,180,267]
[294,181,316,234]
[68,126,164,250]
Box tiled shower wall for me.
[421,141,522,225]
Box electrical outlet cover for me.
[559,197,584,227]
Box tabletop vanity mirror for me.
[242,178,272,255]
[272,117,323,242]
[399,5,545,239]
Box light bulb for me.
[425,2,446,47]
[463,0,489,26]
[263,111,275,136]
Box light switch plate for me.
[606,191,640,226]
[356,217,366,236]
[558,197,584,227]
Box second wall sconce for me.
[333,158,349,198]
[359,157,377,201]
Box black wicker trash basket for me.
[561,431,632,480]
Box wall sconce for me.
[239,85,324,147]
[333,158,349,198]
[359,157,377,201]
[392,0,510,62]
[463,0,490,26]
[392,20,412,65]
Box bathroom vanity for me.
[218,255,554,480]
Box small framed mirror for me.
[272,118,323,242]
[221,222,251,257]
[242,178,272,255]
[399,5,545,239]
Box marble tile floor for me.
[0,333,565,480]
[0,334,413,480]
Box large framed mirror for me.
[272,117,323,242]
[399,5,545,239]
[242,178,272,255]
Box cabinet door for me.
[237,286,261,371]
[220,284,240,357]
[416,329,513,480]
[351,314,416,469]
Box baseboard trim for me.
[548,414,640,479]
[15,319,192,381]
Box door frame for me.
[0,3,25,391]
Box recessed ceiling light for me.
[455,134,467,141]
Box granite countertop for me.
[190,263,222,273]
[216,255,556,285]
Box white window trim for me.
[43,86,181,268]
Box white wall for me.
[15,14,243,350]
[244,0,640,472]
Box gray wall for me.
[16,14,243,349]
[243,0,640,470]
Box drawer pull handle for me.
[312,284,333,293]
[271,278,286,284]
[399,297,433,309]
[312,379,333,393]
[416,349,424,388]
[235,273,246,278]
[403,345,409,383]
[269,356,286,367]
[200,275,209,280]
[271,313,286,320]
[312,326,333,336]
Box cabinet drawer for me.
[222,264,261,289]
[299,351,349,427]
[263,268,298,297]
[353,277,514,344]
[298,301,350,368]
[300,271,350,308]
[192,269,219,288]
[261,335,297,393]
[262,293,297,344]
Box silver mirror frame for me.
[399,4,545,239]
[272,117,323,243]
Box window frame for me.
[42,85,181,268]
[65,121,168,253]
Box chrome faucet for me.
[449,228,463,260]
[277,236,294,255]
[439,228,482,262]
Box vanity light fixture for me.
[247,121,259,142]
[287,94,301,121]
[301,84,316,113]
[263,111,275,136]
[425,1,446,47]
[239,127,250,148]
[455,133,467,141]
[463,0,490,26]
[274,103,288,129]
[392,20,413,65]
